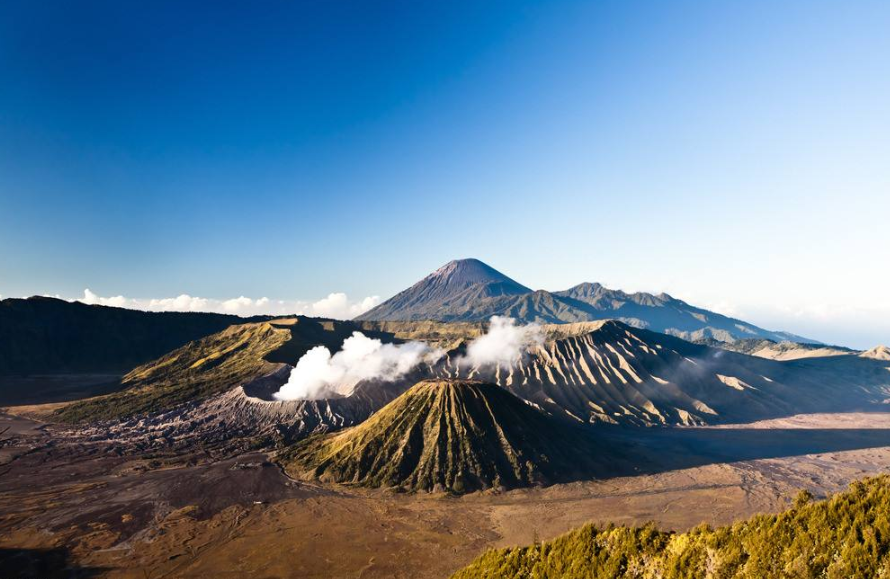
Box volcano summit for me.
[357,259,816,344]
[280,378,617,493]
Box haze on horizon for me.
[0,1,888,349]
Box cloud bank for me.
[75,289,380,319]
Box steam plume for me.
[273,332,441,401]
[272,316,543,401]
[458,315,544,369]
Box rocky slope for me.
[51,317,402,423]
[436,321,890,427]
[52,321,291,423]
[862,345,890,361]
[695,337,853,360]
[68,366,388,456]
[280,379,616,493]
[356,259,816,344]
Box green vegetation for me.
[54,322,290,423]
[453,475,890,578]
[280,379,613,493]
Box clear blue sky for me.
[1,1,888,347]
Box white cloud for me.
[221,296,256,313]
[147,294,210,312]
[81,288,128,308]
[70,289,379,320]
[306,292,381,319]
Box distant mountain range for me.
[357,258,816,344]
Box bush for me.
[453,475,890,579]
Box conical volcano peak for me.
[399,378,517,402]
[428,259,527,287]
[410,377,485,391]
[355,259,531,321]
[279,378,613,493]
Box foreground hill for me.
[454,474,890,578]
[280,379,617,493]
[0,296,261,375]
[356,259,816,344]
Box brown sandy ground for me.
[1,412,890,578]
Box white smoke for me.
[459,316,544,369]
[273,332,441,401]
[272,316,543,401]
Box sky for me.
[0,0,888,348]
